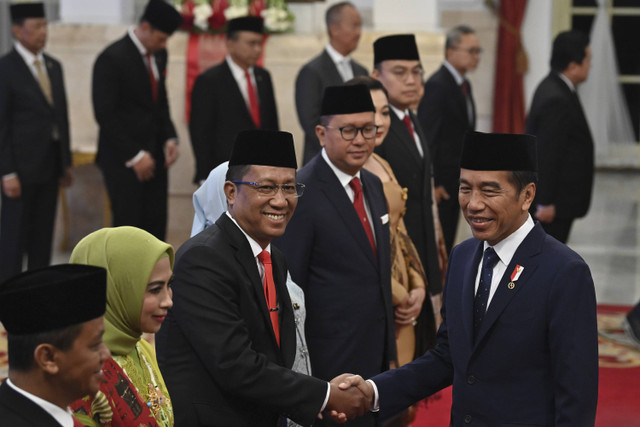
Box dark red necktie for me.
[245,70,261,128]
[461,80,470,97]
[145,53,158,101]
[257,250,279,345]
[349,177,376,257]
[402,114,415,138]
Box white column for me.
[522,0,553,113]
[373,0,438,32]
[60,0,134,25]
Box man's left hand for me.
[394,287,426,325]
[164,139,179,167]
[60,167,73,188]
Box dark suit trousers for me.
[101,165,168,241]
[540,217,573,244]
[0,179,58,282]
[438,181,461,253]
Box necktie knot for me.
[257,250,271,265]
[349,177,362,195]
[402,114,414,136]
[483,247,498,269]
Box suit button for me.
[467,375,476,384]
[464,415,473,424]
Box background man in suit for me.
[92,0,181,241]
[0,264,110,426]
[526,30,594,243]
[372,34,444,322]
[296,1,368,165]
[343,132,599,426]
[156,130,368,427]
[190,16,279,184]
[276,85,395,427]
[418,25,480,253]
[0,3,72,282]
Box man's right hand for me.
[2,175,21,198]
[434,185,450,204]
[324,374,373,423]
[132,152,155,182]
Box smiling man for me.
[276,84,395,427]
[341,131,599,426]
[156,130,369,426]
[0,264,109,427]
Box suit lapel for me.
[389,111,423,167]
[320,50,345,85]
[0,381,64,426]
[10,49,52,109]
[123,35,156,105]
[316,157,378,268]
[272,251,296,368]
[461,242,484,348]
[223,61,255,127]
[474,224,545,347]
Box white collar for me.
[558,72,576,92]
[6,378,74,427]
[443,60,465,86]
[128,26,148,56]
[226,55,254,78]
[321,148,362,189]
[325,43,351,65]
[389,104,409,120]
[483,215,535,268]
[14,40,44,65]
[225,211,270,257]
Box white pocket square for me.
[381,214,389,225]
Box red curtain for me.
[492,0,528,133]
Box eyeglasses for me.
[324,124,379,141]
[454,47,483,55]
[232,181,306,198]
[388,68,424,82]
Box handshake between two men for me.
[325,374,375,423]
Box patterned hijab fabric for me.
[70,226,174,355]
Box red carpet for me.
[412,305,640,427]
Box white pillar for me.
[373,0,438,32]
[60,0,134,25]
[522,0,553,113]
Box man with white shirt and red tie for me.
[93,0,182,241]
[189,16,279,184]
[372,34,445,327]
[276,84,395,427]
[0,264,110,427]
[0,2,72,281]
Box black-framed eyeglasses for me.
[324,124,379,141]
[454,47,483,55]
[231,181,306,198]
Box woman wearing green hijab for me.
[69,226,175,427]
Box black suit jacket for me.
[0,381,65,426]
[92,34,177,182]
[189,61,279,182]
[418,64,475,189]
[0,48,70,184]
[375,111,443,294]
[295,50,368,164]
[275,155,395,391]
[373,223,598,426]
[526,72,594,219]
[156,214,326,427]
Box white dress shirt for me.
[6,378,76,427]
[226,55,258,109]
[325,43,354,82]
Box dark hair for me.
[11,18,26,26]
[550,30,590,73]
[326,2,355,35]
[445,25,475,51]
[225,164,252,182]
[508,171,538,195]
[345,76,389,99]
[8,324,84,371]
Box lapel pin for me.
[507,264,524,290]
[508,282,515,290]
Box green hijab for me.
[70,226,174,355]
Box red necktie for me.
[245,70,261,128]
[145,53,158,101]
[349,178,377,257]
[461,80,470,97]
[402,114,415,138]
[257,250,279,345]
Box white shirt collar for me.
[6,378,75,427]
[226,55,254,78]
[483,215,535,268]
[128,26,148,56]
[389,104,409,121]
[14,40,44,66]
[558,72,576,92]
[443,60,465,85]
[325,43,351,65]
[321,147,362,189]
[225,211,270,257]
